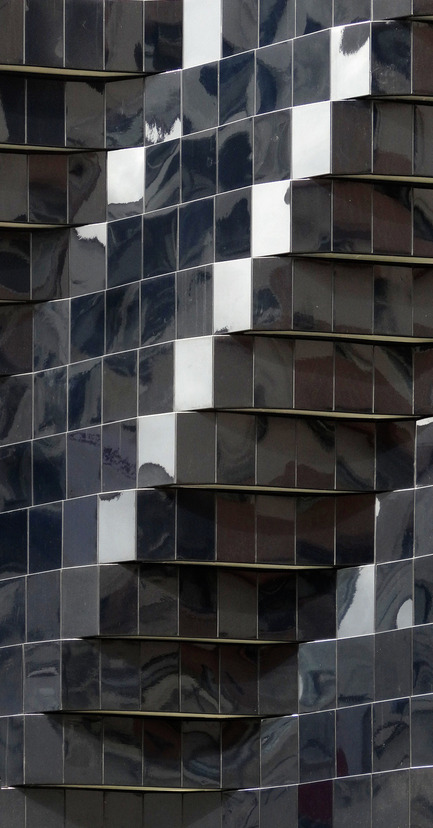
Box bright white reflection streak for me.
[107,147,144,207]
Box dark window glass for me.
[63,496,97,567]
[260,0,295,46]
[143,208,178,278]
[145,140,180,211]
[70,293,105,362]
[102,420,137,492]
[183,63,218,136]
[106,282,140,354]
[27,78,65,147]
[65,0,103,70]
[254,110,291,183]
[105,0,143,72]
[68,359,101,431]
[0,77,25,144]
[218,121,253,192]
[33,434,66,505]
[222,0,258,56]
[293,29,330,105]
[144,0,183,73]
[103,352,137,423]
[25,0,63,67]
[182,131,217,202]
[215,189,251,261]
[179,198,214,270]
[220,52,255,124]
[29,503,62,573]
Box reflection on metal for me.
[0,1,433,825]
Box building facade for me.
[0,0,433,825]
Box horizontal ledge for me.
[163,484,383,495]
[49,709,268,720]
[134,560,335,571]
[0,562,336,590]
[92,634,300,645]
[371,93,433,102]
[0,143,140,153]
[218,408,415,420]
[0,143,87,153]
[333,173,433,184]
[17,784,245,793]
[0,221,70,229]
[303,252,433,265]
[0,63,142,79]
[243,330,433,344]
